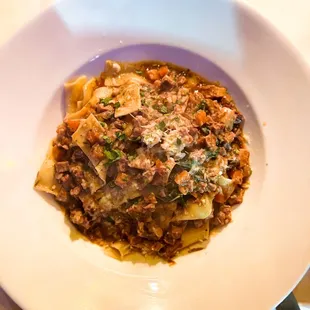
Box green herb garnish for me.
[176,159,195,170]
[106,216,115,223]
[197,100,208,111]
[114,102,121,109]
[153,104,168,114]
[156,121,166,131]
[116,131,126,141]
[135,70,143,75]
[108,182,116,188]
[140,90,145,97]
[205,149,219,161]
[159,105,168,114]
[128,136,141,142]
[127,153,137,161]
[104,149,122,163]
[100,121,107,127]
[176,138,182,146]
[201,126,210,135]
[100,97,112,105]
[102,136,112,144]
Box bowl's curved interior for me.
[0,1,309,310]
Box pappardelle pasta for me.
[34,60,251,261]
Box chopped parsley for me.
[201,126,210,135]
[116,131,126,141]
[177,158,195,170]
[114,102,121,109]
[102,136,112,145]
[156,121,166,131]
[100,121,107,128]
[135,70,143,75]
[128,136,141,142]
[197,100,208,111]
[153,104,168,114]
[176,138,182,146]
[159,105,168,114]
[127,152,137,161]
[205,149,219,160]
[108,182,116,188]
[106,216,115,223]
[172,116,180,122]
[104,149,122,163]
[100,97,112,105]
[140,90,145,97]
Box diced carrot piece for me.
[158,66,169,77]
[214,193,226,203]
[242,165,252,178]
[195,110,208,126]
[231,170,243,185]
[52,145,67,161]
[205,133,217,150]
[147,69,160,81]
[66,119,81,133]
[174,170,190,185]
[239,149,250,167]
[115,173,129,189]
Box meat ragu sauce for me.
[35,60,251,261]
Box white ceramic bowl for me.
[0,0,309,309]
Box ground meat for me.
[69,209,91,230]
[128,152,154,170]
[56,123,71,149]
[117,158,128,172]
[70,186,81,197]
[227,187,245,205]
[59,174,74,191]
[105,60,121,76]
[147,69,160,81]
[86,127,103,145]
[211,205,232,226]
[127,202,156,217]
[160,75,176,92]
[96,104,114,114]
[170,225,184,239]
[201,85,227,98]
[90,143,105,161]
[174,170,193,194]
[55,187,70,203]
[223,131,236,144]
[55,161,70,173]
[139,168,156,187]
[69,163,84,181]
[177,75,187,85]
[193,220,204,228]
[97,111,114,120]
[71,148,88,163]
[143,192,157,204]
[148,223,163,239]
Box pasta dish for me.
[34,60,251,261]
